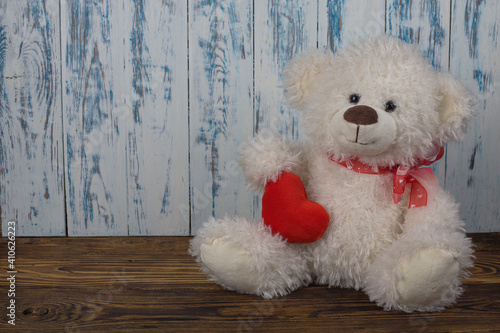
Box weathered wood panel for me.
[62,0,127,236]
[0,0,65,236]
[386,0,451,70]
[447,0,500,232]
[121,1,189,236]
[318,0,386,51]
[189,0,254,233]
[254,0,317,138]
[61,1,189,236]
[1,0,499,235]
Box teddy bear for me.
[190,36,475,313]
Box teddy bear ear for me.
[436,73,474,144]
[282,49,334,110]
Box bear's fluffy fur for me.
[190,37,474,312]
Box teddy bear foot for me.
[199,237,263,294]
[396,248,460,310]
[190,216,312,299]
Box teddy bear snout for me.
[331,103,397,156]
[343,105,379,125]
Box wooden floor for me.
[1,233,499,332]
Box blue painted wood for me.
[189,0,254,234]
[254,0,317,139]
[62,0,129,236]
[0,0,65,236]
[61,1,189,236]
[386,0,451,70]
[318,0,386,51]
[124,1,190,236]
[0,0,499,235]
[447,0,500,232]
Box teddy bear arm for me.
[238,131,308,193]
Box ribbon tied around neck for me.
[330,147,445,208]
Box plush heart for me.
[262,172,330,243]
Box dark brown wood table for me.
[1,233,499,332]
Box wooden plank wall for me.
[0,0,499,236]
[189,1,254,234]
[0,0,65,236]
[61,1,189,236]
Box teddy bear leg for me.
[396,248,460,308]
[190,216,312,299]
[364,226,473,312]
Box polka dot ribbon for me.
[330,147,445,208]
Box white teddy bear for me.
[190,37,475,312]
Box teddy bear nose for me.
[343,105,378,125]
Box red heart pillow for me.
[262,172,330,243]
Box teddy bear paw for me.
[200,237,262,294]
[238,131,302,193]
[396,248,460,308]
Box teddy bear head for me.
[283,37,472,167]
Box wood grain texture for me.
[0,0,65,236]
[61,1,189,236]
[189,0,254,233]
[446,0,500,232]
[122,1,189,236]
[62,0,128,236]
[254,0,317,138]
[0,234,498,332]
[318,0,386,51]
[387,0,451,70]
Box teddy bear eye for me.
[384,101,396,112]
[349,94,360,104]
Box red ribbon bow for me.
[330,147,445,208]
